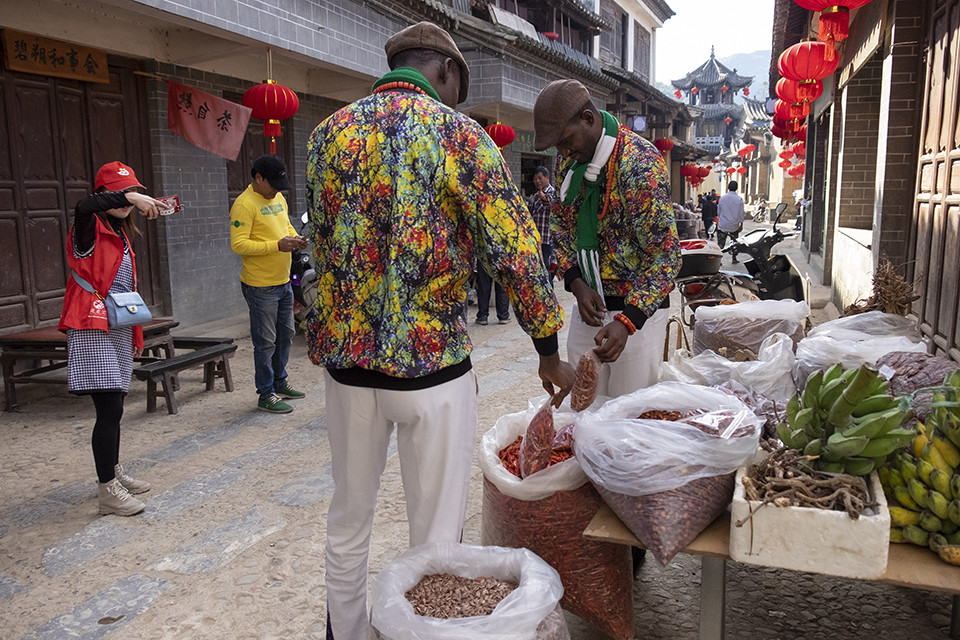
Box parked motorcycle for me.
[676,203,806,328]
[291,212,318,331]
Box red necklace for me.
[372,81,427,96]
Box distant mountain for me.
[656,50,772,102]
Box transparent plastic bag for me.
[570,350,601,412]
[479,402,634,640]
[371,543,568,640]
[795,311,926,383]
[519,402,554,478]
[693,299,809,356]
[573,382,763,496]
[660,332,798,402]
[573,382,760,565]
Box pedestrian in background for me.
[475,265,510,325]
[305,21,576,639]
[717,180,745,262]
[229,154,307,414]
[701,191,718,240]
[527,165,557,284]
[58,161,162,517]
[534,79,680,398]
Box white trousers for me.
[567,303,670,397]
[323,370,478,640]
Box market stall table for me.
[584,504,960,640]
[0,318,178,411]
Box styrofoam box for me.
[729,465,890,579]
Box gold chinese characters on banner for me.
[2,30,109,84]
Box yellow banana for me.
[916,458,936,485]
[903,524,930,547]
[908,477,930,509]
[900,457,918,482]
[914,432,931,458]
[894,485,922,511]
[936,544,960,566]
[923,442,953,473]
[932,435,960,469]
[928,489,950,520]
[889,506,922,528]
[920,509,944,532]
[930,468,953,497]
[889,527,907,544]
[949,499,960,526]
[951,474,960,501]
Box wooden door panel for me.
[925,11,948,154]
[13,83,58,182]
[57,86,91,186]
[0,218,24,298]
[914,201,932,318]
[27,216,65,293]
[941,205,960,337]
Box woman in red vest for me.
[58,161,163,516]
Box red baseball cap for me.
[94,161,145,191]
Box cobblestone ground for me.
[0,237,956,639]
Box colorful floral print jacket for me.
[551,126,680,322]
[305,89,562,379]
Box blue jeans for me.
[241,282,294,398]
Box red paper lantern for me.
[725,167,737,175]
[775,99,812,121]
[778,41,840,82]
[674,89,683,99]
[243,79,300,154]
[771,124,791,141]
[485,122,516,148]
[542,32,559,40]
[776,78,824,103]
[793,142,807,158]
[698,166,710,178]
[691,87,699,95]
[798,124,808,142]
[653,138,675,153]
[793,0,876,57]
[680,164,697,177]
[721,85,729,94]
[778,159,793,168]
[724,116,733,125]
[738,144,757,157]
[743,87,751,96]
[737,167,748,175]
[779,150,795,160]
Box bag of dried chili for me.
[574,382,763,565]
[479,401,635,640]
[570,349,601,412]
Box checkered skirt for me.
[67,249,135,394]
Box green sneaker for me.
[275,384,305,399]
[258,393,293,413]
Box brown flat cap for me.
[385,21,470,104]
[534,79,591,151]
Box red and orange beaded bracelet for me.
[614,313,637,335]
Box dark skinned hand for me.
[571,278,606,326]
[538,352,577,407]
[593,319,630,363]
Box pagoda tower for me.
[671,47,753,155]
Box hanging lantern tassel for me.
[818,7,850,60]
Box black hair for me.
[728,181,738,191]
[389,48,448,71]
[535,166,550,178]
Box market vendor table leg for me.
[700,556,726,640]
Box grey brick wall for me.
[837,55,882,230]
[874,0,925,270]
[143,61,344,327]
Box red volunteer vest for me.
[58,215,144,349]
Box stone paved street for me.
[1,242,957,639]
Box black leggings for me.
[90,392,125,483]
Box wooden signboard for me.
[1,29,109,84]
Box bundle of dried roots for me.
[843,256,919,317]
[735,445,875,527]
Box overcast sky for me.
[655,0,775,84]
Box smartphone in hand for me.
[157,195,181,215]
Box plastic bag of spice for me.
[479,401,635,640]
[693,299,809,357]
[574,382,763,565]
[519,401,554,478]
[570,349,601,411]
[371,542,568,640]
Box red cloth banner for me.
[167,80,252,161]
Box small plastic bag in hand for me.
[571,350,601,412]
[520,402,554,478]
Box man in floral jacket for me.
[534,79,681,398]
[305,22,576,640]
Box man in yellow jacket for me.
[230,154,308,413]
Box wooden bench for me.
[132,342,237,415]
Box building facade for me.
[0,0,682,336]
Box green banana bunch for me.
[920,510,944,532]
[928,490,950,520]
[930,468,953,498]
[903,524,930,547]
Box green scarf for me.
[371,67,442,102]
[562,110,619,296]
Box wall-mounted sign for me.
[513,129,555,155]
[2,30,109,84]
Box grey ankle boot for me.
[114,463,151,494]
[98,478,145,516]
